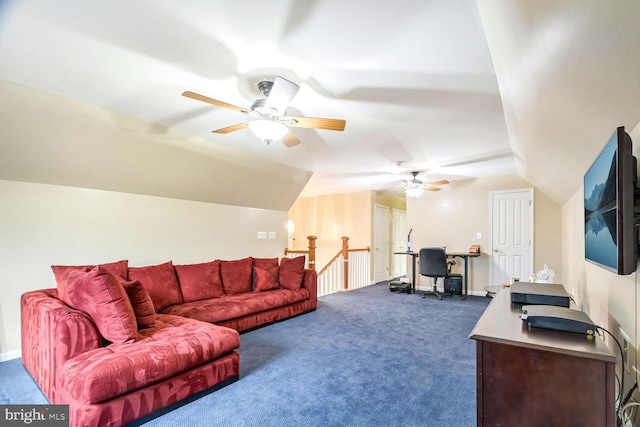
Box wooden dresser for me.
[469,288,616,427]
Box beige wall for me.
[372,192,406,212]
[562,181,639,385]
[0,179,288,360]
[0,80,311,212]
[406,174,563,293]
[288,191,373,272]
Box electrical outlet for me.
[596,322,605,341]
[619,327,632,373]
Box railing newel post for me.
[342,236,349,290]
[308,236,317,271]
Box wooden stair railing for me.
[285,236,370,296]
[284,235,316,270]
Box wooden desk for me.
[446,252,479,300]
[394,251,479,297]
[469,288,616,426]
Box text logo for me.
[0,405,68,426]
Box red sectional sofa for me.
[21,256,317,427]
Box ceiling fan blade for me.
[428,180,449,186]
[287,116,346,131]
[182,91,248,114]
[282,132,301,148]
[212,122,249,134]
[265,77,299,114]
[424,186,442,191]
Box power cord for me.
[617,254,640,426]
[620,380,639,426]
[598,326,625,424]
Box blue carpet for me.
[0,283,489,426]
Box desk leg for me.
[462,256,468,300]
[411,256,416,294]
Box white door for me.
[490,189,534,285]
[391,208,407,278]
[374,204,390,283]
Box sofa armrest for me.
[301,269,317,309]
[21,289,101,402]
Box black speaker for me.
[444,275,462,295]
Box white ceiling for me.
[0,0,639,206]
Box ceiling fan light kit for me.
[248,120,289,144]
[406,185,424,198]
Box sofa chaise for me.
[21,256,317,426]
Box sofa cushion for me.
[59,314,240,404]
[252,257,279,270]
[278,256,306,290]
[219,257,252,295]
[162,288,310,324]
[253,266,279,292]
[174,260,224,302]
[62,266,137,344]
[120,280,156,329]
[128,261,183,312]
[52,260,129,307]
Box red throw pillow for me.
[128,261,183,312]
[63,266,137,343]
[253,266,279,292]
[174,260,224,302]
[120,279,156,329]
[219,257,253,295]
[252,257,279,270]
[278,256,306,290]
[52,260,129,307]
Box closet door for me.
[374,204,390,283]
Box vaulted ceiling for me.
[0,0,638,208]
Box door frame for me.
[489,188,534,285]
[391,208,407,278]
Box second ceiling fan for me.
[182,76,346,147]
[404,171,449,197]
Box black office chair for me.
[418,247,462,300]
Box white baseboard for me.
[0,350,21,362]
[414,286,487,298]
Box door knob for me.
[494,248,500,252]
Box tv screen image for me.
[584,126,637,275]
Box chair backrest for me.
[419,247,448,278]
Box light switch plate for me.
[268,231,276,239]
[257,231,267,239]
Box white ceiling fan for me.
[182,76,346,147]
[379,170,449,197]
[403,171,449,197]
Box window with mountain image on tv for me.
[584,126,637,275]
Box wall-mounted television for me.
[584,126,637,275]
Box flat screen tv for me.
[584,126,637,275]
